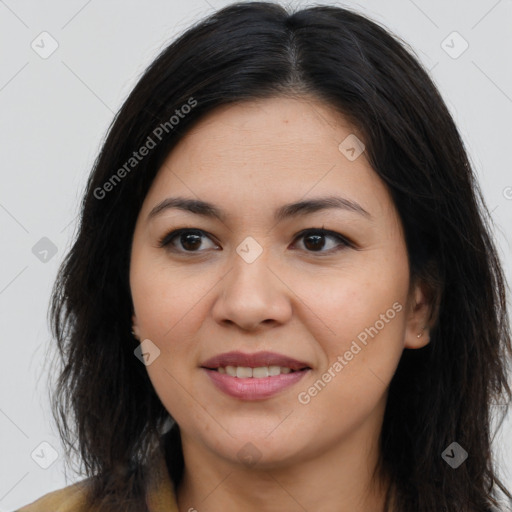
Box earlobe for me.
[404,282,434,349]
[405,324,430,349]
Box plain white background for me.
[1,0,511,509]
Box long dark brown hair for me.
[47,2,512,511]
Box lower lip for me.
[203,368,310,400]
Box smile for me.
[215,365,300,377]
[200,351,311,400]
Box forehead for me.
[170,96,360,170]
[141,96,394,222]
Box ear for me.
[404,279,435,349]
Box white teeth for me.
[225,365,237,377]
[252,367,268,378]
[236,366,253,378]
[216,365,299,377]
[268,365,281,376]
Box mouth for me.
[200,350,311,374]
[207,365,309,377]
[200,351,312,400]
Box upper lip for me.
[201,351,311,371]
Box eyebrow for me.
[147,195,371,223]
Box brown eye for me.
[158,229,219,253]
[179,232,202,251]
[293,229,351,253]
[303,233,326,251]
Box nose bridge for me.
[212,239,292,330]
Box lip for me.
[200,351,310,371]
[203,367,310,400]
[200,351,311,400]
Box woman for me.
[16,2,512,511]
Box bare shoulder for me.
[14,479,93,512]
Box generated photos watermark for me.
[297,301,403,404]
[94,96,198,200]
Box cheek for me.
[130,251,219,345]
[290,253,408,342]
[289,250,409,391]
[328,274,406,345]
[293,280,407,436]
[130,257,212,424]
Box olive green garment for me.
[15,443,178,512]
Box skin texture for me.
[130,96,433,512]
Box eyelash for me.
[157,227,353,255]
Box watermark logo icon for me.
[441,31,469,59]
[441,441,468,468]
[134,339,161,366]
[338,134,365,161]
[31,441,59,469]
[237,442,262,467]
[236,236,263,264]
[32,237,58,263]
[31,31,59,59]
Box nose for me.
[211,249,293,332]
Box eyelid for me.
[157,227,353,254]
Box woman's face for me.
[130,96,430,470]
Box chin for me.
[209,431,309,470]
